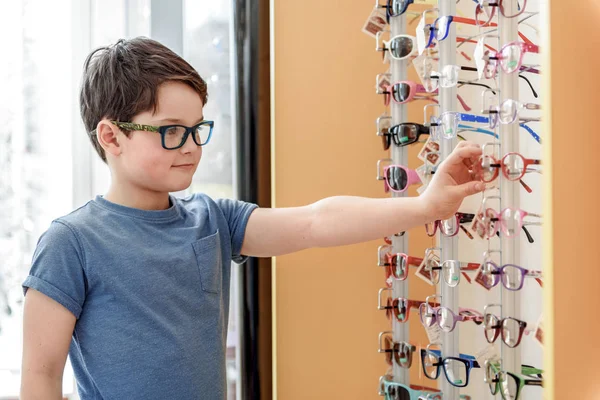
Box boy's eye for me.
[165,126,183,136]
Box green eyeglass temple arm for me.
[111,121,160,132]
[489,363,543,376]
[521,365,544,376]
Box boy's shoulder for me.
[49,193,250,235]
[51,198,98,231]
[53,193,227,227]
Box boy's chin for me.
[166,180,193,193]
[151,176,193,194]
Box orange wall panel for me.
[544,1,600,399]
[271,2,434,399]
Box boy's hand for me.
[420,141,484,221]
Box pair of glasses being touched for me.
[472,152,541,193]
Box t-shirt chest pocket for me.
[191,230,222,294]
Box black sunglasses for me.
[381,123,430,151]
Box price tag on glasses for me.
[416,16,427,55]
[474,268,493,291]
[474,344,501,369]
[470,205,487,240]
[418,137,441,167]
[425,324,443,345]
[416,256,436,286]
[474,38,486,80]
[534,315,544,348]
[362,7,387,38]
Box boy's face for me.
[116,81,205,194]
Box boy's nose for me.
[180,132,199,153]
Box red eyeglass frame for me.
[383,253,423,284]
[473,152,541,193]
[384,297,440,323]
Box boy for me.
[20,37,484,399]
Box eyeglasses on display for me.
[483,305,534,348]
[478,261,543,291]
[377,159,428,193]
[474,206,542,239]
[381,252,423,283]
[378,289,439,323]
[425,259,482,287]
[425,212,475,239]
[420,348,480,388]
[378,331,416,368]
[419,302,483,333]
[485,361,543,400]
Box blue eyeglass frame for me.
[386,0,438,21]
[110,120,215,150]
[420,349,481,388]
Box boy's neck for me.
[104,184,171,211]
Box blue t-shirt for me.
[22,194,258,400]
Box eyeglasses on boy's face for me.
[110,120,214,150]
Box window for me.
[0,1,240,398]
[183,2,239,398]
[0,0,76,396]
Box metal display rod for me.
[498,0,522,376]
[390,10,410,385]
[438,0,460,397]
[438,0,460,399]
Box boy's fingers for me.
[454,181,485,198]
[445,146,482,167]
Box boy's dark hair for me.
[80,37,208,163]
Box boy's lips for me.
[172,163,195,169]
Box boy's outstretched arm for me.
[241,141,484,257]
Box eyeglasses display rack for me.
[389,7,410,386]
[438,0,460,398]
[368,0,544,399]
[498,0,522,378]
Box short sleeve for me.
[214,198,258,264]
[22,220,87,318]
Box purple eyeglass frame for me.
[480,261,543,291]
[419,304,483,333]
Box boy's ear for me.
[96,119,122,157]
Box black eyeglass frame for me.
[382,122,431,150]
